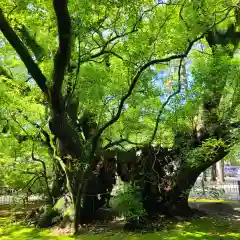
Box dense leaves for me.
[1,0,240,233]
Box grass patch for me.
[0,216,239,239]
[188,198,240,204]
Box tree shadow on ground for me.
[0,216,239,240]
[95,216,239,240]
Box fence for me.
[190,179,240,201]
[0,187,44,206]
[1,179,240,206]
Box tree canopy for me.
[1,0,240,233]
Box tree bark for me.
[51,161,65,203]
[216,160,225,183]
[211,164,217,181]
[203,171,207,182]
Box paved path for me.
[189,201,240,219]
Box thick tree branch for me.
[49,1,85,157]
[51,0,72,114]
[94,35,204,146]
[92,8,233,148]
[0,9,48,96]
[103,138,142,149]
[17,25,45,62]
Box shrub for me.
[110,183,146,220]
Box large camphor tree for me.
[1,0,240,233]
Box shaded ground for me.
[189,200,240,214]
[0,202,44,220]
[0,216,239,239]
[0,200,240,239]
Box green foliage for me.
[53,196,74,221]
[1,0,240,148]
[110,183,146,220]
[224,143,240,165]
[0,74,51,195]
[187,138,226,166]
[1,0,240,210]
